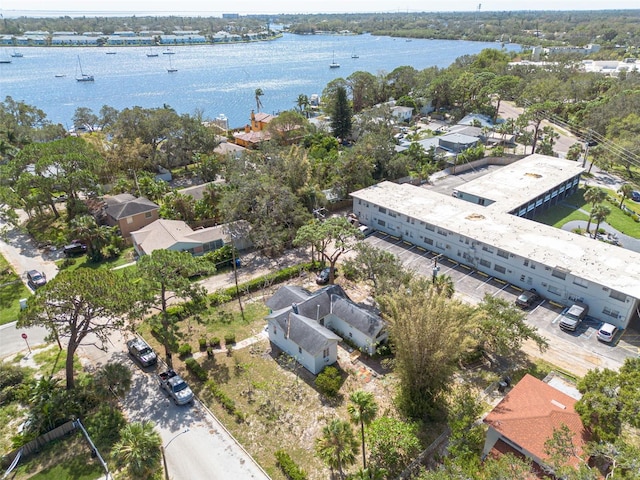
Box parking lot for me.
[365,232,640,373]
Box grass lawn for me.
[534,187,640,237]
[12,434,104,480]
[55,247,136,274]
[0,253,32,326]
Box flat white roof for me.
[351,181,640,299]
[457,154,585,211]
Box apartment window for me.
[273,326,277,335]
[573,278,589,288]
[551,269,567,281]
[479,259,491,268]
[609,290,627,302]
[497,249,509,259]
[547,285,561,296]
[358,199,361,205]
[493,264,506,274]
[425,223,435,232]
[435,241,445,250]
[377,219,386,227]
[298,346,302,354]
[437,228,448,236]
[524,259,529,267]
[126,217,133,224]
[323,348,329,358]
[482,245,494,254]
[424,238,433,246]
[145,212,153,218]
[388,211,397,218]
[378,206,387,214]
[602,307,620,319]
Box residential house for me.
[131,219,251,256]
[482,374,590,476]
[391,105,414,122]
[233,111,274,148]
[101,193,160,239]
[265,285,387,374]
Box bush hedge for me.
[224,333,236,345]
[178,343,193,358]
[205,379,244,422]
[185,357,207,381]
[275,450,308,480]
[314,366,343,398]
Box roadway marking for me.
[477,276,494,289]
[492,282,510,296]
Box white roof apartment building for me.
[351,154,640,330]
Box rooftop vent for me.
[465,213,485,221]
[550,399,566,409]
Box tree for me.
[471,294,547,361]
[72,106,99,132]
[112,421,162,479]
[137,249,212,367]
[294,217,360,284]
[348,390,378,470]
[343,243,413,296]
[315,418,360,479]
[584,187,607,234]
[365,416,421,477]
[69,214,113,261]
[591,204,611,238]
[331,86,352,141]
[18,269,141,389]
[618,183,634,207]
[431,274,455,298]
[93,363,132,404]
[255,88,264,112]
[445,385,485,475]
[296,93,309,116]
[378,277,474,417]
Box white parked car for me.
[596,323,618,343]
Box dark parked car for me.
[63,241,87,257]
[26,270,47,289]
[631,191,640,202]
[515,289,540,309]
[316,267,337,285]
[127,338,158,367]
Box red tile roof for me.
[484,374,590,469]
[488,439,551,479]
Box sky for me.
[1,0,639,16]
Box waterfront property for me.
[350,155,640,330]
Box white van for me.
[358,225,374,237]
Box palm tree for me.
[584,187,606,234]
[347,391,378,470]
[255,88,264,112]
[296,93,309,116]
[618,183,634,208]
[431,274,455,298]
[112,421,162,479]
[591,204,611,239]
[69,214,111,261]
[93,363,132,403]
[315,419,359,479]
[347,466,387,480]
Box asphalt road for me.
[79,335,271,480]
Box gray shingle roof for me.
[104,195,159,220]
[329,296,385,337]
[272,312,340,355]
[265,285,313,311]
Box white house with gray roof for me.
[266,285,387,373]
[351,155,640,330]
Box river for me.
[0,33,520,129]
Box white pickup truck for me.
[159,370,194,405]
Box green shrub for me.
[166,305,186,320]
[85,405,126,450]
[275,450,308,480]
[185,358,207,381]
[315,366,343,398]
[205,379,241,418]
[209,337,220,348]
[198,337,208,350]
[178,343,193,358]
[224,333,236,345]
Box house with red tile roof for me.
[482,374,591,477]
[233,110,274,148]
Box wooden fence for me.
[1,421,77,469]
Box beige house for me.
[102,194,159,239]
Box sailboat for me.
[167,56,177,73]
[147,48,159,57]
[11,50,24,58]
[329,51,340,69]
[75,56,94,82]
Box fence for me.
[1,421,77,470]
[396,427,450,480]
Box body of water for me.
[0,34,520,129]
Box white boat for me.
[351,52,359,59]
[75,56,94,82]
[163,48,175,55]
[329,51,340,69]
[11,51,24,58]
[55,73,66,78]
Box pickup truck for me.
[159,370,194,405]
[559,303,589,332]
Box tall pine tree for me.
[331,86,352,142]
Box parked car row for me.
[515,290,619,344]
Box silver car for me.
[596,323,618,343]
